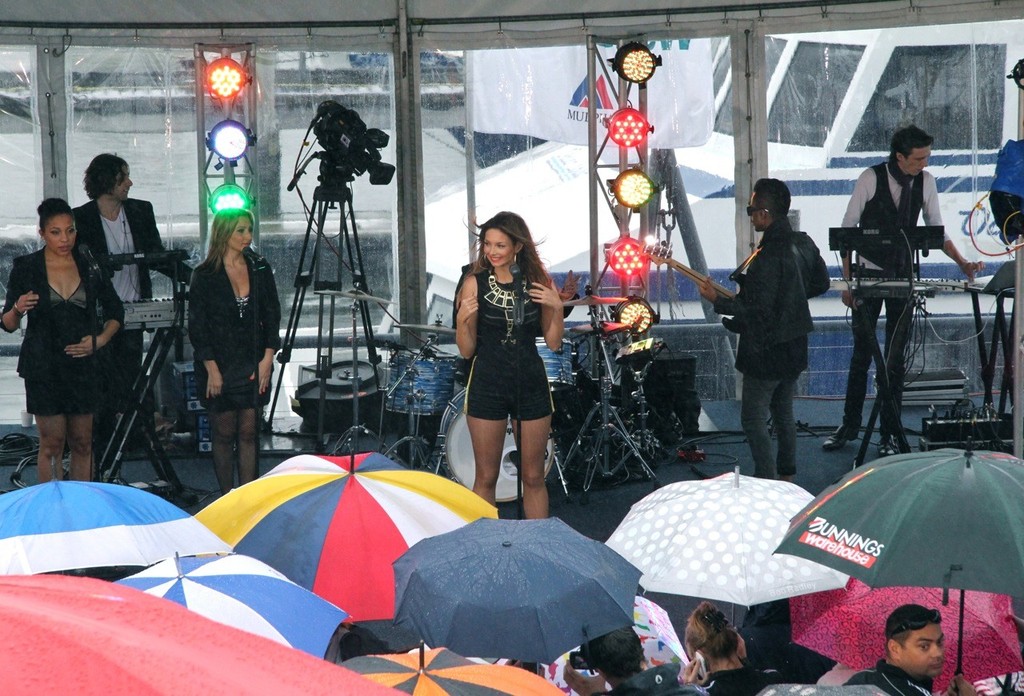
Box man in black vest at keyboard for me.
[823,126,983,457]
[73,153,191,465]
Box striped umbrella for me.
[196,452,497,621]
[118,553,348,657]
[0,479,229,575]
[344,646,562,695]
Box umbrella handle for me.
[956,588,965,677]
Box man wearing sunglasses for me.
[846,604,976,695]
[699,178,828,481]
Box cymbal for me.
[563,295,628,307]
[397,323,456,335]
[569,321,631,336]
[314,288,390,304]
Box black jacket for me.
[188,261,282,392]
[846,660,934,695]
[2,248,124,379]
[605,664,705,695]
[713,217,819,380]
[73,198,190,297]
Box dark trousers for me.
[842,296,911,437]
[94,328,146,462]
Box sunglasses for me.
[745,206,766,216]
[888,609,942,637]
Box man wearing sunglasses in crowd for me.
[846,604,976,696]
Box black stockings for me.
[210,408,258,494]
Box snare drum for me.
[387,353,456,415]
[440,389,554,502]
[535,338,574,385]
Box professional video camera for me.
[313,100,396,186]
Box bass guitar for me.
[644,241,735,299]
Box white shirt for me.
[840,165,948,271]
[100,208,141,302]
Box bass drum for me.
[440,389,554,503]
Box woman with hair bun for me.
[682,600,785,695]
[2,197,123,483]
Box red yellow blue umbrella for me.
[196,452,497,621]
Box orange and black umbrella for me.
[344,646,562,695]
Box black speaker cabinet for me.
[620,353,701,435]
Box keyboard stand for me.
[97,286,195,505]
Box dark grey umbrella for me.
[392,517,641,663]
[774,448,1024,596]
[774,448,1024,679]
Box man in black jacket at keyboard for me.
[823,126,982,457]
[73,153,190,465]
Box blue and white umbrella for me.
[0,480,229,574]
[119,553,348,657]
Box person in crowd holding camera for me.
[188,209,280,494]
[454,211,564,519]
[563,625,700,695]
[2,198,124,483]
[682,600,784,695]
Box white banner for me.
[469,40,714,149]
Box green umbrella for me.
[773,447,1024,597]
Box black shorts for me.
[464,359,552,421]
[26,372,97,417]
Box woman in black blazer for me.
[2,198,124,483]
[188,209,281,494]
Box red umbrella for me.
[0,574,396,695]
[790,578,1022,692]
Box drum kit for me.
[317,291,667,502]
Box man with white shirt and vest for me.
[73,153,190,464]
[823,126,983,457]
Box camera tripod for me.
[267,177,384,451]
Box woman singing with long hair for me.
[455,211,564,518]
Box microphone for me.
[242,246,267,269]
[509,263,524,327]
[79,243,102,276]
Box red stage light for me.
[607,237,647,279]
[206,57,247,100]
[607,108,653,149]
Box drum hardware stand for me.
[268,176,383,449]
[382,336,441,469]
[562,328,658,500]
[619,340,666,462]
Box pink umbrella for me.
[790,578,1022,692]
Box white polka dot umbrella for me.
[605,468,848,606]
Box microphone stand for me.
[511,265,525,520]
[245,250,263,482]
[81,248,101,481]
